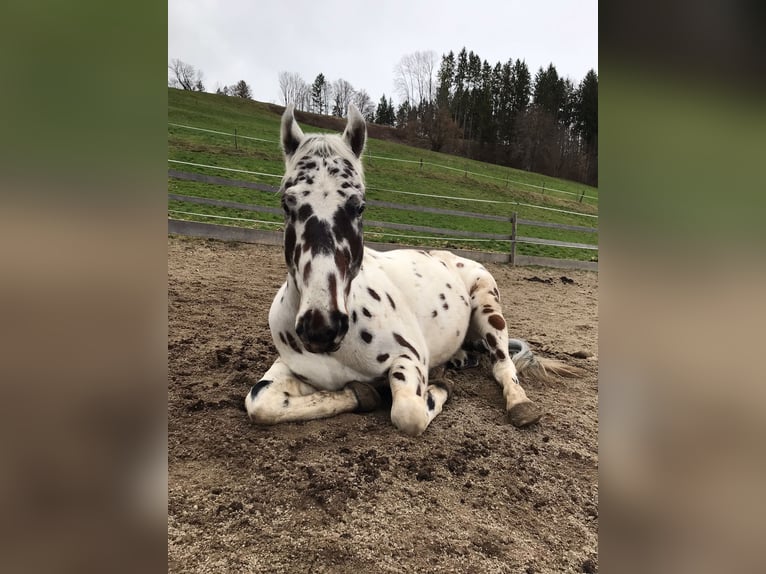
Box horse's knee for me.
[390,397,429,436]
[244,380,277,424]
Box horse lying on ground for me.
[245,104,578,436]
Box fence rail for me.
[168,170,598,270]
[168,219,597,271]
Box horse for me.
[244,104,578,436]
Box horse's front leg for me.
[388,351,453,437]
[244,358,380,425]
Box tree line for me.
[168,49,597,185]
[168,59,253,100]
[278,49,597,185]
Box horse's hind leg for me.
[466,269,543,427]
[245,359,381,424]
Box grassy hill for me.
[168,88,598,261]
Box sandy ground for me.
[168,236,598,573]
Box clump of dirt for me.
[168,236,598,573]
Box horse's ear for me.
[343,104,367,158]
[281,104,304,159]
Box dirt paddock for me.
[168,236,598,573]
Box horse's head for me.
[279,104,367,353]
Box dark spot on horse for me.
[376,353,389,362]
[303,217,334,256]
[416,386,422,396]
[337,190,347,197]
[293,245,301,268]
[439,293,446,300]
[469,283,479,295]
[283,179,295,190]
[285,332,303,354]
[341,181,352,188]
[443,303,449,310]
[367,288,381,301]
[342,158,353,170]
[415,272,423,278]
[488,314,506,330]
[351,311,357,323]
[427,392,435,410]
[360,330,373,344]
[431,310,438,318]
[304,161,316,170]
[329,167,340,175]
[283,398,289,407]
[303,260,312,283]
[362,307,372,318]
[249,380,272,399]
[302,190,310,197]
[393,371,405,381]
[278,332,287,345]
[460,295,469,306]
[495,349,506,361]
[298,204,314,222]
[334,249,349,279]
[386,293,396,310]
[393,333,420,360]
[485,333,497,348]
[440,261,447,268]
[328,274,339,311]
[446,283,452,289]
[284,225,296,268]
[482,307,493,314]
[304,176,314,185]
[457,262,464,268]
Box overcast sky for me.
[168,0,598,105]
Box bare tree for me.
[331,79,355,117]
[352,89,376,121]
[279,71,309,108]
[393,51,437,105]
[168,59,203,91]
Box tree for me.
[352,89,376,121]
[394,50,437,106]
[331,79,355,117]
[311,74,329,114]
[168,59,203,91]
[279,71,307,107]
[232,80,252,99]
[375,95,396,126]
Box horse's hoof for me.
[348,381,382,412]
[430,377,455,401]
[509,402,543,427]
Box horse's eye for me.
[357,202,366,216]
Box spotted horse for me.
[245,104,578,436]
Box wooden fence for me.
[167,170,598,271]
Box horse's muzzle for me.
[295,309,349,353]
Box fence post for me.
[579,190,585,203]
[234,128,238,150]
[510,212,517,266]
[419,158,423,172]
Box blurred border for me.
[601,2,766,573]
[0,2,168,573]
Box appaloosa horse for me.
[245,104,576,436]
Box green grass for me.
[168,88,598,261]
